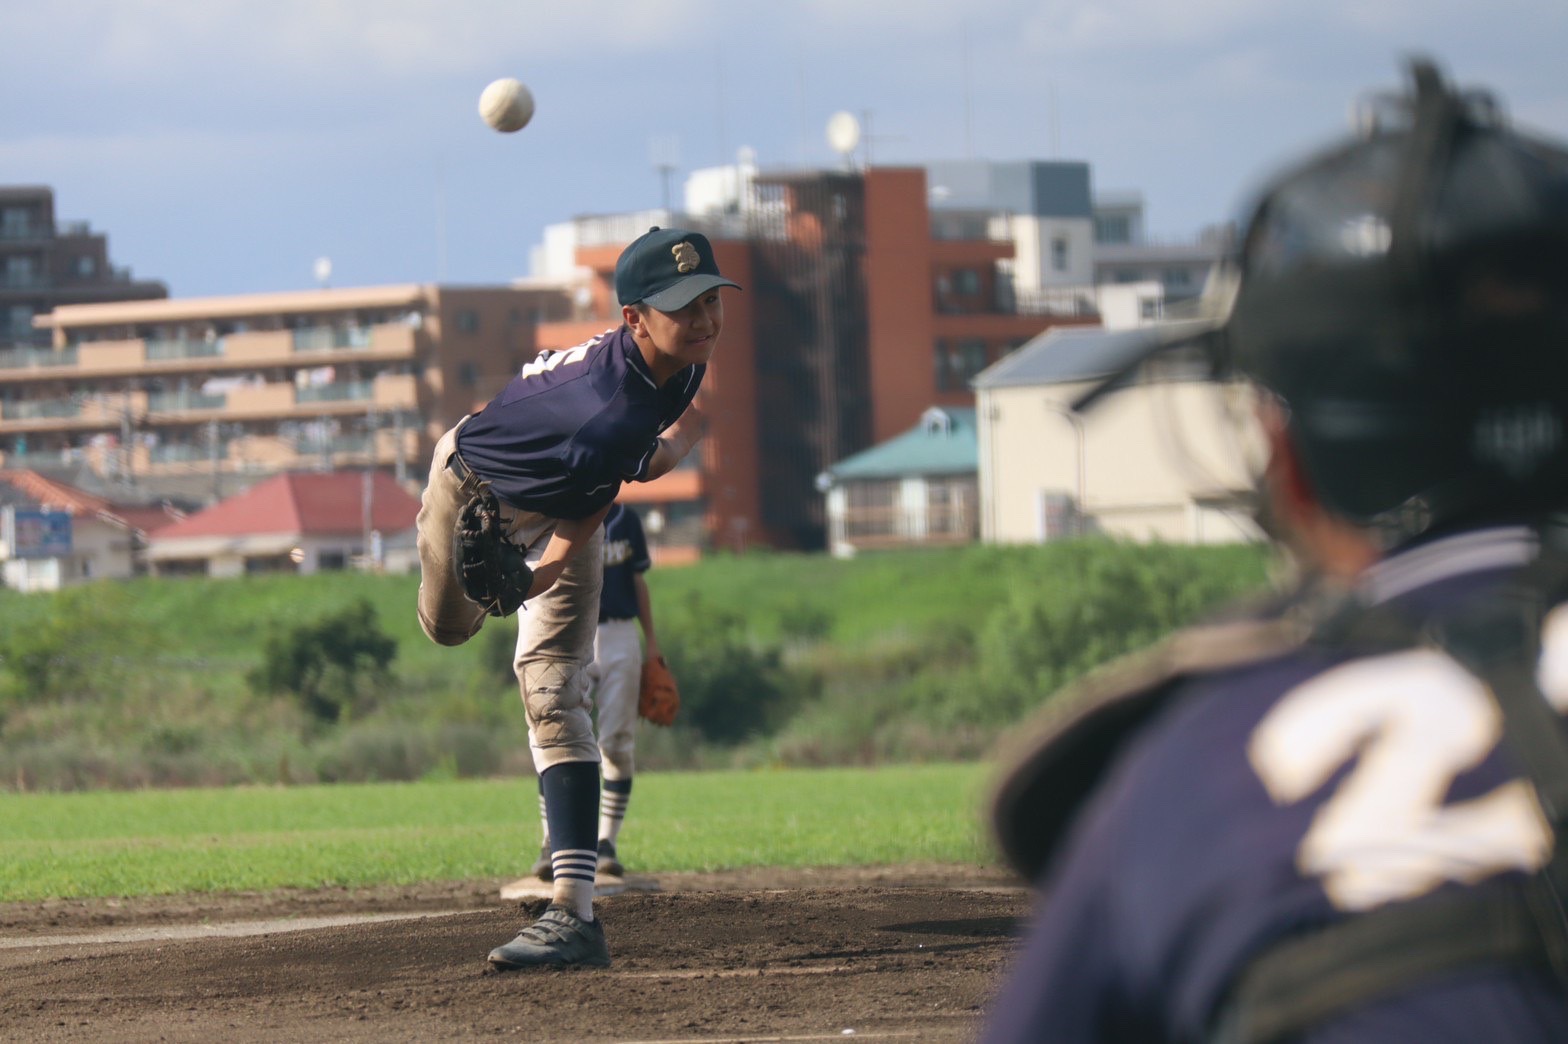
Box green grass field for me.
[0,763,996,902]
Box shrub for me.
[660,592,814,744]
[0,584,155,709]
[248,598,398,723]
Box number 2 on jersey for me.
[1247,608,1568,911]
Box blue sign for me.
[9,509,72,559]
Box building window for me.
[454,310,480,334]
[1140,298,1164,320]
[951,269,980,295]
[958,340,987,381]
[458,361,480,386]
[0,207,28,238]
[1164,267,1192,287]
[1051,236,1069,272]
[935,339,989,391]
[75,255,97,278]
[1095,214,1132,244]
[7,305,34,339]
[5,255,37,287]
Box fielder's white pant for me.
[589,619,642,780]
[415,421,604,773]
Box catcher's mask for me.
[1073,57,1568,548]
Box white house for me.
[973,326,1262,546]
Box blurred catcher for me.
[984,59,1568,1043]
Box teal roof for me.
[826,407,978,482]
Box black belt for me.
[446,451,485,492]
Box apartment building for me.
[3,284,571,502]
[1,186,166,347]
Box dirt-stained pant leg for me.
[415,422,488,646]
[591,619,642,780]
[516,525,604,772]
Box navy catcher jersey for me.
[984,526,1568,1043]
[455,326,703,519]
[599,503,651,623]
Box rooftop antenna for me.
[435,168,448,282]
[1049,80,1061,158]
[650,135,680,213]
[826,111,862,171]
[962,22,975,158]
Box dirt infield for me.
[0,863,1031,1043]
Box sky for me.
[4,0,1566,300]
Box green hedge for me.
[0,539,1271,790]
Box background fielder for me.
[531,500,659,880]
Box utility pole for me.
[207,418,221,501]
[362,403,378,571]
[393,409,408,484]
[119,395,136,490]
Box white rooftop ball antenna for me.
[826,111,862,170]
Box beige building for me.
[974,325,1262,545]
[5,284,569,500]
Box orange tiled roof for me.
[0,469,115,516]
[152,472,421,540]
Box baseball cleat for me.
[530,843,553,881]
[487,904,611,969]
[596,838,625,878]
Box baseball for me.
[478,77,534,133]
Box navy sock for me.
[540,762,600,886]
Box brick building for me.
[533,166,1097,553]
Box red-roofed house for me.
[145,471,421,577]
[0,469,183,589]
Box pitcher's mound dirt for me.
[0,863,1031,1043]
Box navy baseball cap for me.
[614,226,741,311]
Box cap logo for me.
[672,241,699,274]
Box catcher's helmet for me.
[1078,59,1568,544]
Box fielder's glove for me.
[451,487,533,617]
[638,655,681,727]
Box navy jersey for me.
[984,526,1568,1043]
[599,503,651,623]
[455,326,703,519]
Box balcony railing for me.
[1003,286,1100,317]
[0,346,78,371]
[147,390,227,412]
[0,223,51,241]
[148,443,217,463]
[292,326,373,352]
[3,399,81,420]
[146,337,224,361]
[836,503,976,543]
[2,447,77,468]
[296,380,373,404]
